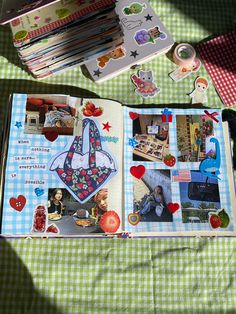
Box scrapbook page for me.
[1,94,236,236]
[124,107,236,235]
[0,94,123,236]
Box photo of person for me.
[133,170,173,222]
[93,188,108,220]
[24,95,77,135]
[48,188,64,216]
[133,114,169,162]
[176,115,214,162]
[47,188,109,234]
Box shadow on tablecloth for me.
[0,238,64,314]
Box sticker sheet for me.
[1,94,123,236]
[124,106,236,235]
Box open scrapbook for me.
[1,94,236,237]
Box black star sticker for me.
[145,14,153,21]
[93,69,102,77]
[130,50,139,58]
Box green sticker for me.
[15,30,28,41]
[55,9,70,19]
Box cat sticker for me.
[131,70,160,98]
[97,47,126,69]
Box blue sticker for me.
[34,187,44,197]
[15,121,22,128]
[199,137,221,180]
[129,137,138,148]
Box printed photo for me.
[46,188,109,234]
[133,170,173,222]
[176,115,214,162]
[133,114,169,162]
[179,171,221,223]
[24,95,77,135]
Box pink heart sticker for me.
[130,165,146,179]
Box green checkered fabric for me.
[0,1,236,313]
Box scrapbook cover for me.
[85,0,174,82]
[10,0,116,48]
[1,94,236,237]
[0,0,59,25]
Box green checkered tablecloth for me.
[1,1,236,313]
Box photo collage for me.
[129,112,222,227]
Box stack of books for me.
[9,0,123,79]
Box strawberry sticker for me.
[46,224,59,234]
[99,210,120,233]
[209,214,222,229]
[9,195,26,212]
[163,154,176,167]
[82,101,103,117]
[130,165,146,179]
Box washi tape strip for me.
[173,43,196,67]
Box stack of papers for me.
[10,0,123,79]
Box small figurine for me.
[131,70,160,98]
[189,77,209,104]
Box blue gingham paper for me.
[2,94,75,235]
[124,106,235,233]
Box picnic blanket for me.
[1,1,236,313]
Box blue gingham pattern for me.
[2,94,71,235]
[124,106,234,233]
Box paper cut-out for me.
[199,137,221,180]
[49,118,117,203]
[167,203,180,214]
[99,210,120,233]
[34,187,44,197]
[128,213,141,225]
[130,165,146,179]
[131,70,160,98]
[163,154,176,167]
[189,77,209,104]
[134,26,166,46]
[129,112,139,120]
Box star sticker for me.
[102,122,112,132]
[145,14,153,21]
[128,137,138,148]
[130,50,139,58]
[93,69,102,77]
[15,122,22,128]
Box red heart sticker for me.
[167,203,180,214]
[44,131,58,142]
[9,195,26,212]
[130,165,146,179]
[129,112,139,120]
